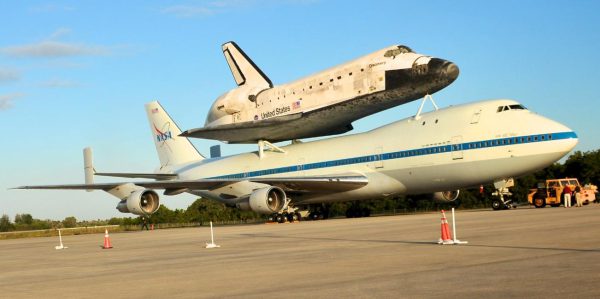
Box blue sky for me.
[1,0,599,220]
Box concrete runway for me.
[1,205,600,298]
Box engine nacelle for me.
[236,186,287,214]
[116,189,160,216]
[431,190,460,203]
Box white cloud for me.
[47,28,72,40]
[0,93,25,111]
[1,41,110,58]
[39,78,80,88]
[0,68,21,83]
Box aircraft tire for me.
[491,199,504,210]
[286,213,296,223]
[276,214,286,223]
[294,212,302,222]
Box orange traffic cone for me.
[438,210,454,245]
[102,229,113,249]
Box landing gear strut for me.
[491,178,516,210]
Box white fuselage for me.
[175,99,577,205]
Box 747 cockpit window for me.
[384,45,413,58]
[497,104,528,112]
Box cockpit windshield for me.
[384,45,413,57]
[496,104,527,113]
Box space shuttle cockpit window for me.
[384,45,413,58]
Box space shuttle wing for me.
[180,113,303,142]
[180,105,354,144]
[14,173,368,193]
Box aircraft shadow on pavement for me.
[240,233,600,253]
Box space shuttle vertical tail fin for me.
[145,101,204,168]
[222,41,273,89]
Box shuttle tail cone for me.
[55,229,67,250]
[437,210,454,245]
[451,208,468,245]
[205,221,220,249]
[102,229,113,249]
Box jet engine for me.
[431,190,460,203]
[116,189,160,215]
[236,186,287,214]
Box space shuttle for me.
[180,42,459,143]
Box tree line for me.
[2,149,598,232]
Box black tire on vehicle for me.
[533,197,546,208]
[492,199,503,210]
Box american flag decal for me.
[292,100,301,110]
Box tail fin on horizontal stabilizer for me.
[222,41,273,89]
[145,101,204,167]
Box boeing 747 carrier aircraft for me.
[16,99,577,221]
[180,42,459,143]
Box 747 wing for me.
[14,173,369,193]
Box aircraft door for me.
[470,109,482,124]
[376,146,384,168]
[451,136,463,160]
[370,146,384,169]
[232,112,242,123]
[298,158,305,177]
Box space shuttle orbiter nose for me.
[384,56,459,94]
[428,58,459,81]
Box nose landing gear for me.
[491,178,516,210]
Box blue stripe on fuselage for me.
[208,131,577,179]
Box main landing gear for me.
[307,204,330,221]
[266,204,332,223]
[491,178,516,210]
[267,212,302,223]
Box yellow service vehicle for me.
[528,178,598,208]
